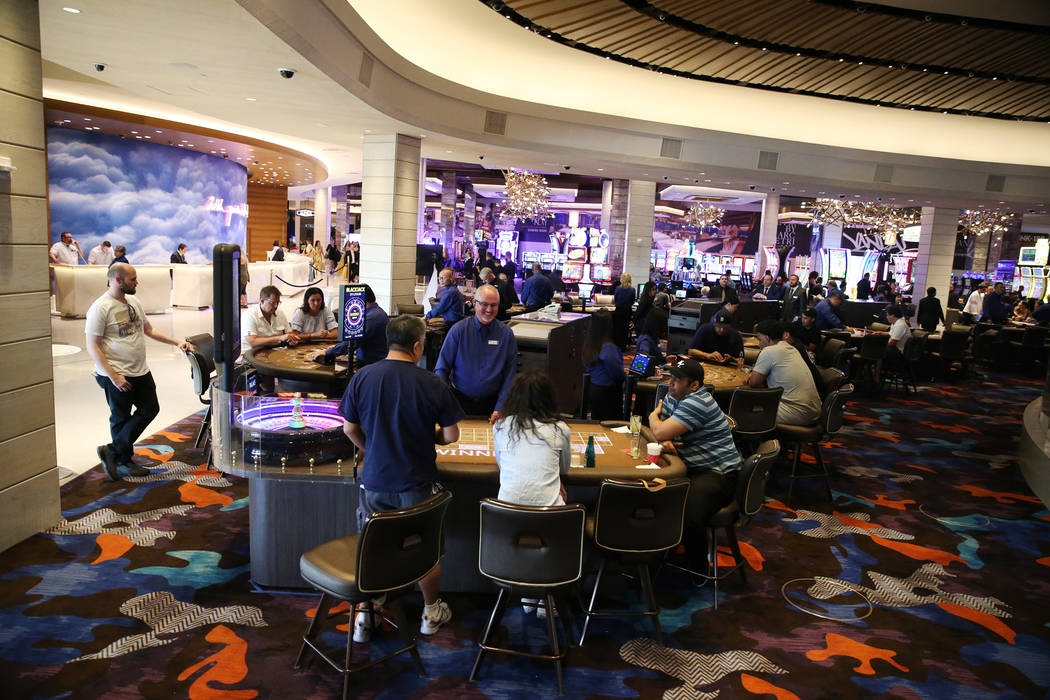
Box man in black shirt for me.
[688,311,744,367]
[856,273,872,300]
[795,308,822,353]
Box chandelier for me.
[684,202,725,230]
[958,208,1013,238]
[804,198,918,246]
[500,169,550,222]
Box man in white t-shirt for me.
[241,285,300,394]
[87,240,114,266]
[49,231,84,265]
[747,319,821,426]
[962,281,987,323]
[85,263,191,481]
[886,305,912,371]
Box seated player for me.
[635,293,670,365]
[314,285,389,367]
[794,308,822,353]
[434,284,518,422]
[885,304,911,373]
[648,358,741,571]
[242,285,299,394]
[688,310,744,367]
[425,268,464,325]
[291,287,337,340]
[339,315,464,640]
[520,263,555,312]
[747,319,821,426]
[814,291,847,331]
[582,310,624,420]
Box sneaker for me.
[420,599,451,635]
[353,606,375,643]
[121,462,151,477]
[536,600,558,620]
[521,597,540,615]
[97,445,120,481]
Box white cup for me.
[646,442,662,464]
[570,452,582,468]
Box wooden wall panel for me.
[0,426,55,492]
[246,184,288,263]
[0,292,50,344]
[0,338,52,394]
[0,383,54,443]
[0,469,60,553]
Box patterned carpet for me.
[2,373,1050,699]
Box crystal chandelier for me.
[684,202,725,230]
[500,169,550,222]
[804,198,918,246]
[959,208,1013,238]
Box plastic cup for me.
[646,442,662,464]
[570,452,582,468]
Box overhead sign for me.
[295,209,315,217]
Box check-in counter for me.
[172,264,213,308]
[52,264,172,317]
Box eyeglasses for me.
[475,300,499,309]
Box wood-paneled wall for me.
[246,184,288,263]
[0,0,60,552]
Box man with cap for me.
[435,284,518,422]
[649,358,741,569]
[813,290,848,331]
[688,310,744,367]
[962,281,987,324]
[314,284,389,367]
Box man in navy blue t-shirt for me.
[339,314,465,638]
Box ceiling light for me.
[130,130,137,134]
[83,117,91,121]
[62,7,80,13]
[245,97,257,101]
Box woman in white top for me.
[290,287,337,340]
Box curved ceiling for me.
[490,0,1050,121]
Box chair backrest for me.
[902,332,926,362]
[735,440,781,516]
[1023,325,1049,350]
[817,338,846,368]
[186,333,215,373]
[184,333,216,400]
[821,383,854,435]
[592,478,690,553]
[818,367,845,398]
[940,329,970,360]
[858,333,889,360]
[944,308,960,330]
[727,387,783,435]
[356,490,452,594]
[477,499,586,588]
[868,322,890,332]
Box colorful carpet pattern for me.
[2,375,1050,698]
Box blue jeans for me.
[95,372,160,463]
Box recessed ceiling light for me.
[62,7,80,14]
[155,130,162,133]
[597,168,604,171]
[130,130,138,134]
[245,97,257,101]
[83,117,91,121]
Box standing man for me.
[496,271,519,321]
[747,319,821,426]
[86,263,191,481]
[502,253,517,281]
[982,282,1011,324]
[49,231,84,265]
[856,273,873,300]
[425,268,465,324]
[962,281,987,324]
[170,243,188,264]
[88,240,114,266]
[435,284,518,422]
[814,291,848,330]
[339,315,463,638]
[648,358,741,571]
[917,287,946,332]
[781,274,806,323]
[520,263,555,312]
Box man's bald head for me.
[474,284,501,324]
[108,262,133,284]
[475,284,500,304]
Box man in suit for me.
[170,243,188,264]
[856,273,873,300]
[917,287,945,332]
[781,274,806,322]
[752,272,782,301]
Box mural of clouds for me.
[47,128,248,265]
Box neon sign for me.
[204,196,249,226]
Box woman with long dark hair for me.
[633,280,658,333]
[582,310,624,420]
[290,287,337,340]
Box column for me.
[623,180,656,286]
[360,134,421,313]
[332,184,348,241]
[0,0,60,551]
[758,193,780,272]
[606,179,629,278]
[440,171,456,256]
[911,207,959,321]
[463,183,476,248]
[314,186,331,248]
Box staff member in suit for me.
[856,273,873,300]
[780,274,806,322]
[752,272,783,301]
[170,243,188,264]
[916,287,945,332]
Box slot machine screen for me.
[591,264,612,282]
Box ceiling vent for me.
[757,150,779,170]
[660,138,682,159]
[358,54,374,88]
[484,110,508,135]
[985,174,1005,192]
[874,164,894,183]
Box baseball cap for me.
[713,310,732,325]
[667,358,705,384]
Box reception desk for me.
[172,264,213,308]
[52,264,172,317]
[245,258,313,301]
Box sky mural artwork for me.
[46,127,248,265]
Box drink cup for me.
[570,452,582,468]
[646,442,662,464]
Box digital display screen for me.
[341,284,367,341]
[675,289,687,299]
[829,249,848,279]
[561,261,584,281]
[1020,247,1038,264]
[591,264,612,281]
[629,354,654,376]
[589,247,608,264]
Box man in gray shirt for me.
[746,319,821,426]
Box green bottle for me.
[585,435,596,468]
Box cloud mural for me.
[47,128,248,265]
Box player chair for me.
[929,328,971,379]
[726,387,783,452]
[471,499,586,696]
[776,384,854,506]
[579,477,689,645]
[184,333,215,456]
[884,332,926,394]
[853,334,889,394]
[295,490,452,700]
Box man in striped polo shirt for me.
[649,358,741,569]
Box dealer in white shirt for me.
[962,281,987,322]
[87,240,115,266]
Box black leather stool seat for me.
[775,423,822,443]
[300,536,361,600]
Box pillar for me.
[623,180,656,286]
[758,193,780,273]
[440,170,456,257]
[606,179,629,279]
[332,184,348,242]
[0,0,60,550]
[360,134,421,313]
[463,183,476,250]
[600,180,613,232]
[314,186,331,248]
[911,207,958,322]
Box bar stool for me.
[726,387,782,452]
[294,490,452,700]
[579,477,690,645]
[777,385,854,505]
[470,499,586,696]
[184,333,215,457]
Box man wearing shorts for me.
[339,314,464,640]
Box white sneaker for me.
[353,606,375,643]
[536,599,558,620]
[420,599,451,635]
[521,597,540,614]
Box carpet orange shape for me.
[806,632,909,675]
[937,602,1016,644]
[954,485,1042,504]
[859,494,916,511]
[91,533,134,565]
[740,673,799,699]
[179,480,233,508]
[177,624,258,699]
